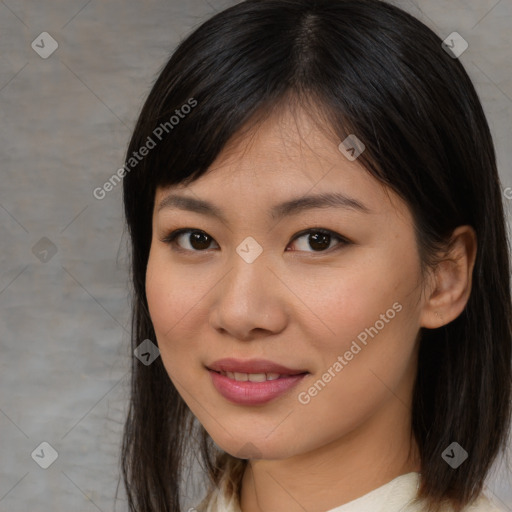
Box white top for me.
[197,472,506,512]
[321,472,504,512]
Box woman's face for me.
[146,106,427,461]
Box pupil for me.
[310,232,330,251]
[191,231,210,250]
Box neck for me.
[239,399,421,512]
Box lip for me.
[206,358,309,406]
[207,358,308,375]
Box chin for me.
[210,432,297,461]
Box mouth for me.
[206,357,309,376]
[206,358,310,405]
[209,369,307,382]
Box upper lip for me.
[207,358,308,375]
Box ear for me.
[420,225,477,329]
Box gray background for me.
[0,0,511,510]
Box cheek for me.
[297,246,420,354]
[145,251,219,424]
[146,249,200,334]
[145,253,173,334]
[145,248,216,385]
[145,252,194,365]
[305,251,420,397]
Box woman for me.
[120,1,512,511]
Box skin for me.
[146,104,477,512]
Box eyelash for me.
[160,227,351,255]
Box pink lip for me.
[206,358,309,406]
[208,370,308,405]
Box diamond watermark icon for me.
[31,32,59,59]
[338,134,365,161]
[442,32,468,59]
[134,339,160,365]
[31,441,58,469]
[32,237,58,263]
[235,441,263,460]
[236,236,263,264]
[441,442,468,468]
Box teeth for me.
[221,371,281,381]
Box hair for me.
[120,1,512,511]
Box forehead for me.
[154,106,410,224]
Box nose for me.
[209,251,288,341]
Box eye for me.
[162,229,219,252]
[161,227,350,254]
[287,228,349,253]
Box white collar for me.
[323,472,421,512]
[200,471,422,512]
[199,471,501,512]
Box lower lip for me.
[208,370,308,405]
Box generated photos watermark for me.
[441,442,468,469]
[298,301,403,405]
[93,97,198,200]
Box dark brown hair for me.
[120,1,512,511]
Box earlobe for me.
[419,225,477,329]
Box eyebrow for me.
[157,191,372,222]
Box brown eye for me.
[287,229,348,253]
[163,229,219,252]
